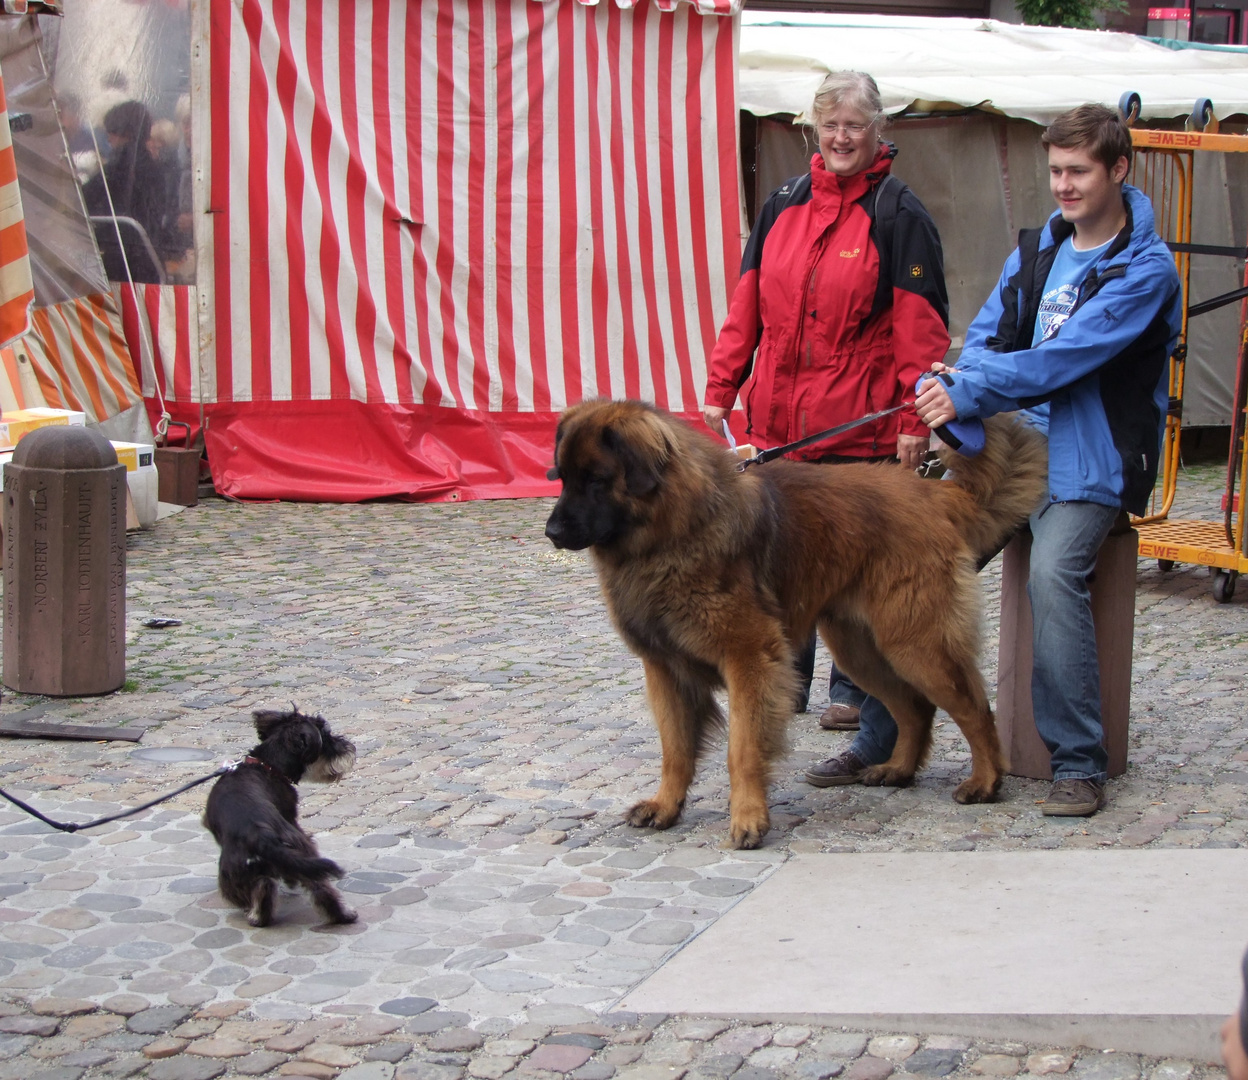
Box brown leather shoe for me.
[818,703,861,730]
[1040,778,1104,817]
[805,749,867,787]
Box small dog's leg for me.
[310,882,358,925]
[248,878,276,927]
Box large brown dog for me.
[544,400,1048,849]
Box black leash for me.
[737,401,913,470]
[0,764,236,833]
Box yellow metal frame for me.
[1126,123,1248,593]
[1128,137,1191,526]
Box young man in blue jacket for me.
[916,103,1182,817]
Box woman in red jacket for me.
[703,71,951,767]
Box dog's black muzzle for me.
[544,510,587,550]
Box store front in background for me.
[1147,3,1248,43]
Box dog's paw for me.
[727,815,769,851]
[246,911,271,928]
[334,908,359,925]
[861,764,914,788]
[952,777,1001,804]
[623,798,681,830]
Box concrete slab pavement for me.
[617,850,1248,1060]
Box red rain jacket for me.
[705,147,950,459]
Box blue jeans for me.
[828,664,867,710]
[795,641,870,714]
[1027,500,1119,783]
[849,693,898,766]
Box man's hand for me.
[897,433,929,472]
[1223,1013,1248,1080]
[703,405,729,433]
[915,373,957,429]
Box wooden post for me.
[995,526,1137,780]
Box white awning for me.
[739,13,1248,126]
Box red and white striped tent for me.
[0,57,33,351]
[127,0,743,501]
[0,2,148,431]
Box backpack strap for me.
[857,172,904,325]
[1012,225,1047,351]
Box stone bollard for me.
[3,426,127,695]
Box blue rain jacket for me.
[943,185,1182,516]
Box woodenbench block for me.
[995,526,1137,781]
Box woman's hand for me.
[897,433,929,472]
[703,405,729,434]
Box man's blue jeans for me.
[847,499,1119,778]
[849,693,898,766]
[828,664,868,710]
[795,637,869,714]
[1026,499,1119,783]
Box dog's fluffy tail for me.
[937,414,1049,560]
[256,834,346,884]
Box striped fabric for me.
[0,341,35,412]
[116,283,200,406]
[0,344,25,407]
[23,293,142,422]
[600,0,742,13]
[204,0,742,499]
[0,60,33,352]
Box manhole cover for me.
[129,746,216,764]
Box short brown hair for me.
[1041,104,1132,174]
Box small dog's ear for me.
[253,709,288,740]
[294,724,323,760]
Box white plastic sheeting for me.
[739,14,1248,126]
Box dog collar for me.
[242,755,294,785]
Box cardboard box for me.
[110,441,158,528]
[0,408,86,450]
[109,441,156,473]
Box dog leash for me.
[735,374,985,470]
[736,402,913,470]
[0,763,239,833]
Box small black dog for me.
[203,707,358,927]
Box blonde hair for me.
[810,71,886,134]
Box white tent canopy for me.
[739,13,1248,126]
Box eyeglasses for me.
[818,121,870,138]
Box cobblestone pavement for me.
[0,459,1244,1080]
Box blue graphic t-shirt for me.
[1031,235,1113,347]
